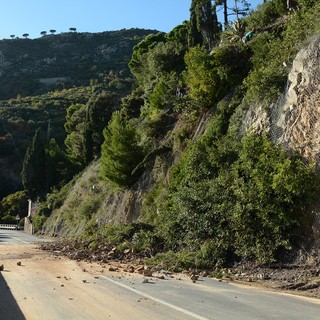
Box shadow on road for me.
[0,272,26,320]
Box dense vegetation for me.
[1,0,320,270]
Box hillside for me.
[0,28,158,196]
[0,28,158,99]
[1,0,320,291]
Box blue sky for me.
[0,1,263,39]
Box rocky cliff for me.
[241,35,320,248]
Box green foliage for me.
[33,214,47,233]
[243,2,320,106]
[45,138,78,189]
[137,41,186,96]
[244,1,284,31]
[229,134,317,262]
[79,197,101,220]
[83,93,120,163]
[147,250,198,272]
[148,72,178,112]
[184,46,222,108]
[165,21,189,47]
[64,103,87,164]
[0,190,28,223]
[0,29,155,100]
[96,222,161,255]
[297,0,317,9]
[129,32,166,79]
[192,0,221,50]
[121,88,144,118]
[184,44,250,110]
[154,132,317,264]
[100,110,145,189]
[21,128,47,199]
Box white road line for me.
[101,275,210,320]
[11,236,30,244]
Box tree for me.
[10,34,15,39]
[45,138,77,188]
[231,0,250,21]
[100,110,145,189]
[69,27,77,32]
[129,32,166,80]
[21,128,47,199]
[83,93,119,164]
[49,29,56,35]
[22,33,29,39]
[188,0,221,51]
[188,0,204,48]
[40,31,47,37]
[165,21,189,48]
[183,46,223,108]
[0,191,28,223]
[64,103,87,165]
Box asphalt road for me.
[0,229,49,245]
[0,230,319,320]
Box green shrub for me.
[33,214,47,232]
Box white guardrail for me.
[0,224,24,230]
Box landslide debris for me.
[40,240,320,299]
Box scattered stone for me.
[143,266,153,277]
[142,278,149,284]
[0,264,4,271]
[190,274,199,283]
[137,266,145,274]
[297,283,319,291]
[17,261,22,266]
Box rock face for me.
[242,36,320,163]
[241,36,320,247]
[273,36,320,162]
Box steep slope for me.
[0,29,158,99]
[0,29,158,196]
[44,35,320,252]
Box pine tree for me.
[100,110,144,188]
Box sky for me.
[0,0,263,40]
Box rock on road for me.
[0,230,319,320]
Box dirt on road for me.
[1,241,319,320]
[39,240,320,301]
[0,243,188,320]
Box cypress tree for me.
[21,128,47,199]
[188,0,221,51]
[83,93,118,164]
[188,0,204,48]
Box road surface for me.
[0,230,319,320]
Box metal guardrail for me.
[0,224,24,230]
